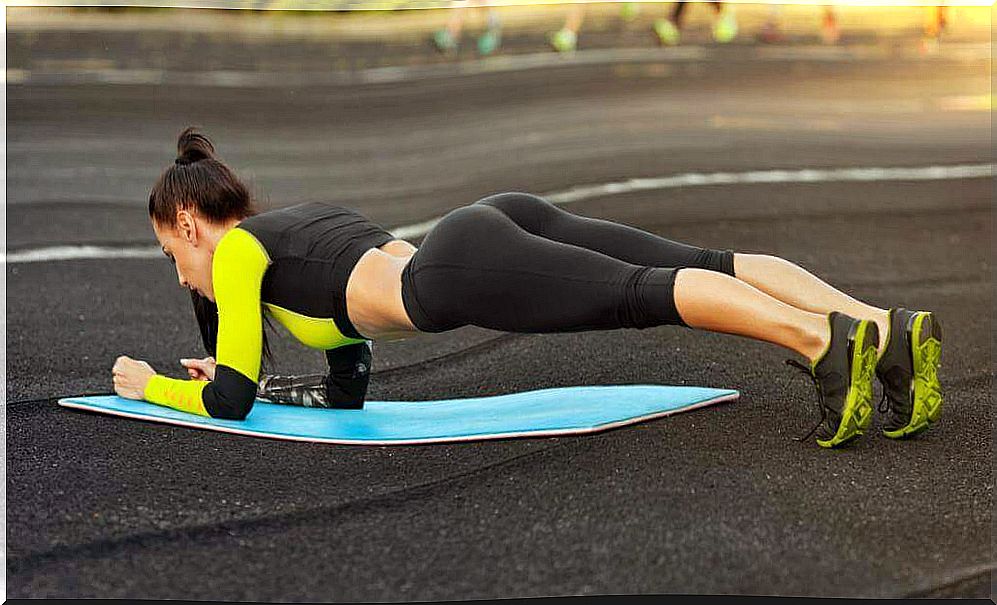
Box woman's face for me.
[152,210,216,301]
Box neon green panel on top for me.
[263,303,367,350]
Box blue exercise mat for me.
[59,385,738,445]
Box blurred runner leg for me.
[433,0,468,53]
[653,1,685,46]
[920,3,947,53]
[757,3,785,44]
[549,2,585,52]
[821,5,841,45]
[655,2,736,46]
[476,1,502,56]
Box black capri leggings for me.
[400,192,736,334]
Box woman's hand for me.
[180,356,216,381]
[112,355,156,400]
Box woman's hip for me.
[398,202,684,334]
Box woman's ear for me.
[175,209,199,245]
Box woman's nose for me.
[176,268,188,288]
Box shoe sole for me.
[883,312,943,438]
[818,319,878,448]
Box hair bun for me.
[176,126,216,166]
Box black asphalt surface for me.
[6,21,994,600]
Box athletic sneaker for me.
[653,18,681,46]
[620,2,640,22]
[875,308,943,438]
[433,28,458,53]
[712,10,738,44]
[477,27,501,56]
[258,373,330,408]
[786,311,879,448]
[548,27,577,53]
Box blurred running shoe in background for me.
[620,2,640,22]
[433,27,458,53]
[549,27,577,53]
[477,25,501,56]
[653,18,681,46]
[713,8,738,43]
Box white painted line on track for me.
[541,163,995,206]
[6,43,990,88]
[5,48,705,88]
[394,163,994,239]
[5,163,992,264]
[6,245,168,263]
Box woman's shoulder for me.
[210,228,271,302]
[214,227,271,267]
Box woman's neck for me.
[201,218,243,253]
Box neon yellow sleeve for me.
[143,228,271,419]
[143,374,211,416]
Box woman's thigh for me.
[401,204,681,333]
[473,192,735,274]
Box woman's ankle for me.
[797,313,831,364]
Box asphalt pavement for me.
[5,10,994,600]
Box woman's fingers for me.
[176,357,215,381]
[181,357,214,370]
[183,362,210,381]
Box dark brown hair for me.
[150,126,272,365]
[148,126,257,227]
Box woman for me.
[112,127,943,448]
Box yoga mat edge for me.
[58,385,739,446]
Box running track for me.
[6,32,993,599]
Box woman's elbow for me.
[203,369,258,420]
[209,397,254,420]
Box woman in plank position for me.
[112,128,943,448]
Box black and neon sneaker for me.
[786,311,879,448]
[875,308,943,438]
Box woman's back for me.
[234,201,397,344]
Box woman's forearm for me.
[144,368,256,420]
[144,374,212,416]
